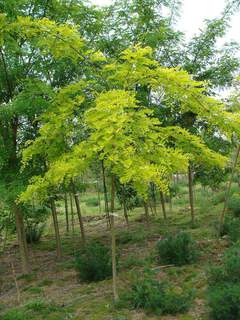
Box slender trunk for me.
[64,192,69,233]
[160,191,167,220]
[150,183,157,215]
[188,165,195,225]
[110,214,118,302]
[169,195,173,214]
[14,205,30,274]
[110,176,115,213]
[97,180,101,214]
[50,198,62,259]
[70,193,75,233]
[220,145,240,229]
[122,186,129,226]
[143,201,150,225]
[101,161,110,226]
[72,182,85,244]
[149,201,154,216]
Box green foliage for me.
[117,228,146,245]
[227,194,240,216]
[208,284,240,320]
[127,271,192,315]
[208,245,240,286]
[75,241,113,282]
[116,182,142,211]
[156,232,198,266]
[212,191,226,205]
[218,216,240,242]
[25,223,45,244]
[85,196,99,207]
[2,309,26,320]
[1,299,62,320]
[208,245,240,319]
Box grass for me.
[0,182,237,319]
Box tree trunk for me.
[220,145,240,229]
[188,165,195,225]
[122,186,129,226]
[143,201,150,225]
[72,183,85,244]
[110,175,115,213]
[101,161,110,226]
[70,193,75,233]
[50,198,62,259]
[169,195,173,214]
[97,180,102,214]
[150,183,157,215]
[64,192,69,233]
[160,191,167,220]
[14,205,30,274]
[110,214,118,302]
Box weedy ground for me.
[0,182,234,320]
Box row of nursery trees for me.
[1,0,240,301]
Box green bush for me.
[25,223,45,243]
[212,191,226,205]
[208,246,240,319]
[1,299,60,320]
[156,232,198,266]
[208,284,240,320]
[2,309,26,320]
[219,216,240,242]
[117,229,146,245]
[85,196,99,207]
[128,272,192,315]
[208,246,240,286]
[75,241,113,282]
[227,194,240,217]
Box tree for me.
[0,11,86,272]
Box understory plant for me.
[75,241,113,282]
[208,245,240,320]
[126,270,193,315]
[156,232,198,266]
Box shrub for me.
[128,272,192,315]
[2,299,61,320]
[117,229,146,245]
[156,232,198,266]
[212,191,226,205]
[208,284,240,320]
[2,309,26,320]
[208,246,240,286]
[75,241,113,282]
[218,216,240,243]
[208,245,240,319]
[227,194,240,217]
[25,223,45,243]
[85,196,99,207]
